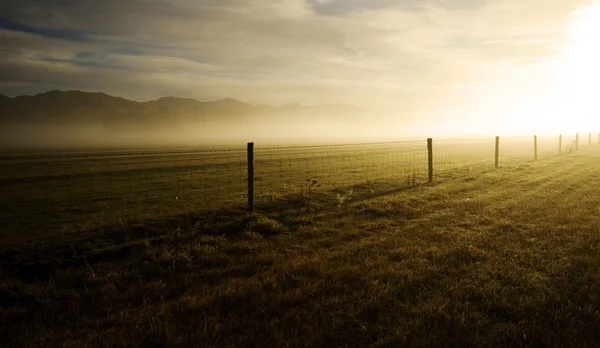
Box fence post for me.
[589,133,592,147]
[247,142,254,213]
[559,134,562,155]
[576,133,579,150]
[495,136,500,168]
[598,132,600,146]
[427,138,433,183]
[534,135,538,160]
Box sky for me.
[1,0,599,135]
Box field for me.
[2,136,599,347]
[0,135,572,242]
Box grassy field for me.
[0,139,511,242]
[1,142,599,347]
[1,135,569,242]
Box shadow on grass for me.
[0,178,422,284]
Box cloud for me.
[0,0,593,123]
[0,18,88,41]
[307,0,492,16]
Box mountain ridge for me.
[0,90,365,129]
[1,90,362,110]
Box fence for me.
[0,133,598,238]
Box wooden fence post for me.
[247,142,254,213]
[576,133,579,150]
[589,133,592,147]
[534,135,538,160]
[427,138,433,183]
[559,134,562,155]
[495,136,500,168]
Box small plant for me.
[261,193,281,204]
[336,189,354,209]
[70,245,96,280]
[240,229,264,240]
[565,141,577,154]
[244,214,286,236]
[406,172,417,187]
[302,178,321,210]
[365,179,375,196]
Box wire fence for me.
[253,141,428,205]
[0,133,597,239]
[0,150,248,238]
[433,139,496,176]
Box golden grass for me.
[2,147,600,347]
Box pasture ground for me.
[2,148,600,347]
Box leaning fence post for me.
[495,136,500,168]
[534,135,538,160]
[247,142,254,213]
[427,138,433,183]
[559,134,562,155]
[576,133,579,150]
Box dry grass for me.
[2,149,600,347]
[0,140,497,241]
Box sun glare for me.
[552,1,600,132]
[499,1,600,136]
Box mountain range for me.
[0,90,365,130]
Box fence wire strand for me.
[253,144,428,206]
[1,134,598,238]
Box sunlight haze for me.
[5,3,600,345]
[1,0,599,141]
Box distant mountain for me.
[0,90,364,130]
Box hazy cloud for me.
[307,0,491,15]
[0,0,593,124]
